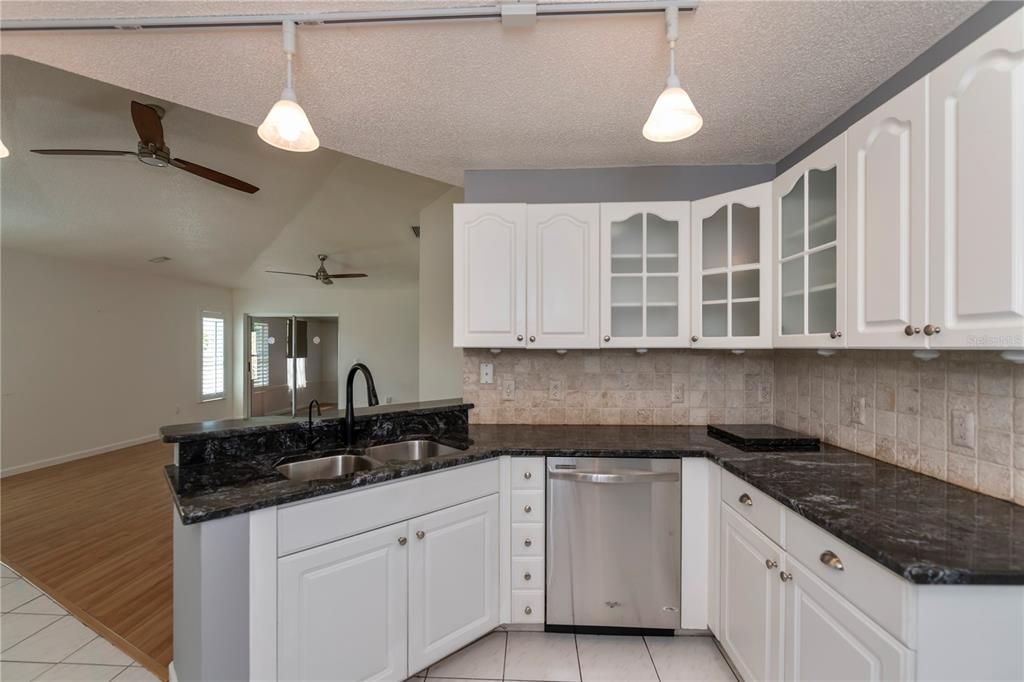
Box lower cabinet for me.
[278,494,499,681]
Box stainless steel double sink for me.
[276,440,462,482]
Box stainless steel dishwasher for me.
[546,456,681,632]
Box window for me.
[250,322,270,388]
[287,358,307,390]
[201,313,225,400]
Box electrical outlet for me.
[951,410,975,448]
[479,362,494,384]
[501,379,516,401]
[671,382,686,403]
[549,379,563,401]
[759,384,772,404]
[852,397,866,425]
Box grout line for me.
[573,634,583,682]
[0,614,68,654]
[501,628,509,681]
[641,636,662,682]
[60,632,102,664]
[710,636,741,682]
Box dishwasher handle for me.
[549,470,679,484]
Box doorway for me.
[247,315,339,417]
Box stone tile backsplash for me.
[773,350,1024,506]
[462,349,774,427]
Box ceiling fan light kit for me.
[643,5,703,143]
[259,20,320,153]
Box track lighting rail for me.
[0,1,698,33]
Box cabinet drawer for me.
[512,557,544,590]
[785,510,913,645]
[511,523,544,557]
[511,458,545,489]
[511,590,545,623]
[721,470,784,546]
[511,490,544,523]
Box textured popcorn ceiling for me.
[1,1,984,185]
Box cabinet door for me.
[774,135,847,348]
[600,202,691,347]
[691,185,771,349]
[846,79,928,349]
[928,11,1024,349]
[527,204,600,349]
[784,558,913,682]
[720,505,784,682]
[453,204,527,348]
[408,494,499,672]
[278,521,409,682]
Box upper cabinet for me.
[527,205,601,349]
[773,135,847,348]
[691,184,772,348]
[845,79,928,348]
[928,11,1024,349]
[599,202,691,347]
[453,204,527,348]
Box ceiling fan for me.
[30,101,260,194]
[266,254,367,285]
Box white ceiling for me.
[0,1,984,185]
[0,56,451,288]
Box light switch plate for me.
[852,397,866,426]
[501,379,516,401]
[549,379,563,401]
[951,410,975,448]
[480,362,494,384]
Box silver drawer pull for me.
[820,550,845,571]
[765,558,777,569]
[738,493,753,506]
[416,530,425,540]
[524,572,532,581]
[524,606,533,615]
[524,538,533,547]
[398,537,407,546]
[524,471,532,480]
[524,505,532,513]
[779,571,793,583]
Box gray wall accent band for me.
[463,164,776,203]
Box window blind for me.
[202,314,225,400]
[251,322,270,388]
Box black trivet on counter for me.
[707,424,820,452]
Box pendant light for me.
[0,138,9,158]
[258,20,320,152]
[643,5,703,143]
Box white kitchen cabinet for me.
[508,456,546,623]
[928,10,1024,349]
[278,520,409,682]
[845,79,929,349]
[784,558,914,682]
[691,185,772,348]
[599,202,691,347]
[408,494,499,672]
[453,204,527,348]
[774,135,847,348]
[527,204,601,349]
[720,505,784,682]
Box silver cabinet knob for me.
[524,471,532,480]
[923,324,941,336]
[416,530,425,540]
[529,336,536,342]
[738,493,753,506]
[691,335,699,343]
[904,325,921,336]
[820,550,844,571]
[517,334,524,341]
[604,335,611,342]
[524,572,532,581]
[524,606,533,615]
[765,558,778,569]
[398,537,407,546]
[524,538,533,547]
[830,330,842,339]
[524,505,532,513]
[779,571,793,583]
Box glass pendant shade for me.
[0,138,9,158]
[643,77,703,143]
[258,88,320,152]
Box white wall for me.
[418,187,465,401]
[232,287,419,416]
[0,248,233,475]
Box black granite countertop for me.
[165,424,1024,586]
[159,399,471,443]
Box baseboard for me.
[0,434,160,477]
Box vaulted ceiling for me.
[1,1,983,186]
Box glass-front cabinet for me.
[773,135,847,348]
[690,183,772,348]
[599,202,691,347]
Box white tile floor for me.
[1,563,159,682]
[411,629,738,682]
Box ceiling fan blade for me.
[326,273,368,279]
[131,100,165,147]
[31,149,135,157]
[171,158,259,194]
[265,270,316,278]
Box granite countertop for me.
[165,424,1024,586]
[159,398,471,443]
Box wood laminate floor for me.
[0,441,174,680]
